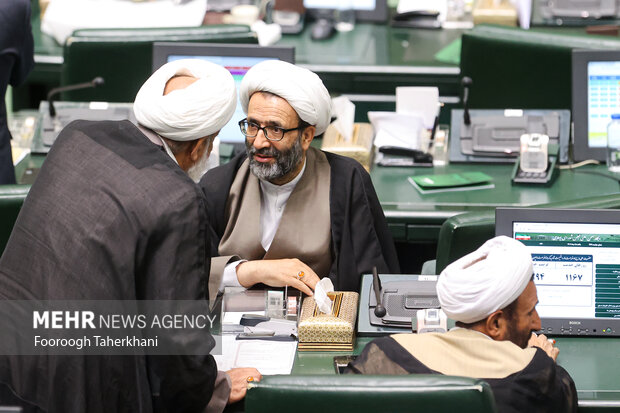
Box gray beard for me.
[246,135,303,182]
[186,147,211,183]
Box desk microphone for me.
[462,76,472,126]
[47,77,105,118]
[372,266,386,318]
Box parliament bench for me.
[432,193,620,274]
[61,25,257,103]
[0,185,30,256]
[245,374,497,413]
[461,24,620,110]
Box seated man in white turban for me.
[347,236,577,413]
[201,60,399,299]
[0,59,259,413]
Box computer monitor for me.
[496,207,620,336]
[572,49,620,161]
[152,42,295,144]
[303,0,388,23]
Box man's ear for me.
[485,310,509,341]
[301,126,315,151]
[189,137,209,162]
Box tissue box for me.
[298,291,359,351]
[321,123,374,172]
[473,0,518,26]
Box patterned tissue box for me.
[298,291,359,351]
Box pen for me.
[428,115,439,152]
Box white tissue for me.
[331,96,356,142]
[314,278,335,315]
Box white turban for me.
[239,60,332,136]
[133,59,236,141]
[437,236,533,324]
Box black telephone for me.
[377,146,433,167]
[391,10,441,29]
[369,269,439,329]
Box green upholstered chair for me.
[61,25,257,103]
[0,185,29,256]
[433,193,620,274]
[460,25,620,110]
[245,375,498,413]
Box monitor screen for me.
[572,49,620,161]
[496,207,620,336]
[152,43,295,144]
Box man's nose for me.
[532,310,542,331]
[253,129,271,149]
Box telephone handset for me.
[369,270,440,329]
[512,133,557,185]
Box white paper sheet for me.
[396,87,439,129]
[397,0,448,21]
[368,112,424,150]
[214,335,297,375]
[42,0,207,44]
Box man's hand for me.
[235,259,320,296]
[226,368,262,404]
[528,332,559,361]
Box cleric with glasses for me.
[199,60,399,303]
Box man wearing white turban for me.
[347,236,577,413]
[0,59,259,413]
[200,60,399,298]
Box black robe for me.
[347,335,578,413]
[200,150,400,292]
[0,0,34,184]
[0,120,217,413]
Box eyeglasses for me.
[238,119,305,142]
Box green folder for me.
[408,172,494,194]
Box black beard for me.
[246,135,303,182]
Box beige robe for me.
[209,147,332,301]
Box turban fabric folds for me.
[239,60,332,136]
[437,236,533,324]
[134,59,236,141]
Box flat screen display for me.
[586,61,620,149]
[572,49,620,161]
[496,208,620,336]
[152,43,294,144]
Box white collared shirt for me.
[220,161,307,290]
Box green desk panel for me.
[277,24,463,96]
[29,16,463,98]
[292,336,620,411]
[371,163,620,225]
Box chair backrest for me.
[460,25,620,110]
[245,374,497,413]
[435,193,620,273]
[0,185,29,257]
[61,25,257,102]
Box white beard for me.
[187,147,211,183]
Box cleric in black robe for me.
[347,237,577,413]
[0,0,34,184]
[200,60,399,299]
[0,60,258,413]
